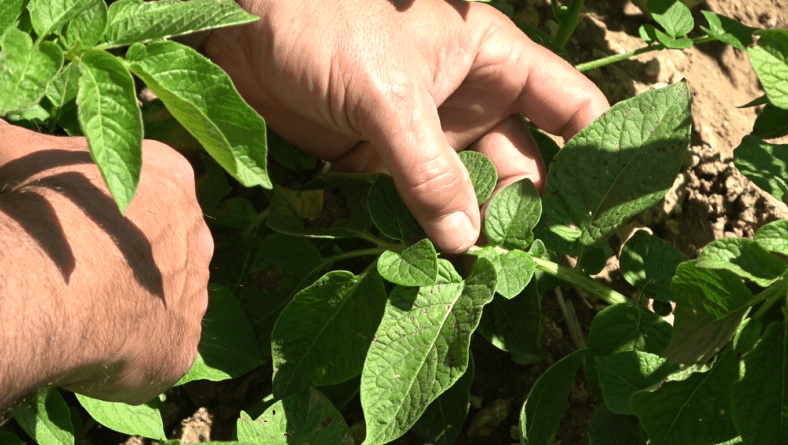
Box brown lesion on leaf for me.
[303,188,351,228]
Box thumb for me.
[366,89,480,253]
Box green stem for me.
[242,208,269,239]
[555,286,586,349]
[753,278,788,320]
[575,36,715,72]
[466,245,629,306]
[553,0,585,48]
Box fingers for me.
[471,115,545,194]
[366,88,480,253]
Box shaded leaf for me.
[631,351,740,445]
[76,396,164,439]
[701,11,756,51]
[748,30,788,109]
[195,154,232,210]
[541,83,691,247]
[529,126,560,170]
[734,136,788,203]
[412,354,475,445]
[696,237,787,287]
[478,282,547,359]
[520,349,587,445]
[377,238,439,287]
[78,50,142,214]
[368,174,424,242]
[484,178,541,250]
[267,128,316,171]
[13,389,74,445]
[361,259,496,445]
[595,351,677,415]
[458,150,497,204]
[177,285,263,385]
[664,262,755,364]
[126,41,270,189]
[733,318,762,357]
[104,0,258,47]
[236,387,354,445]
[753,104,788,139]
[0,28,63,115]
[272,269,387,398]
[731,321,788,445]
[268,185,372,238]
[588,405,646,445]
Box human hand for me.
[205,0,609,253]
[0,121,212,406]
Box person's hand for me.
[0,121,212,407]
[205,0,609,253]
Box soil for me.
[83,1,788,444]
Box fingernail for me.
[428,211,478,254]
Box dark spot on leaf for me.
[603,161,608,166]
[250,267,286,292]
[303,188,351,228]
[657,146,668,153]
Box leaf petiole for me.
[752,277,788,320]
[575,35,716,72]
[466,245,629,305]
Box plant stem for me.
[575,36,716,72]
[753,278,788,320]
[466,245,629,306]
[555,287,586,349]
[553,0,585,48]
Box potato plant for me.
[1,0,788,444]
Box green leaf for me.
[412,354,475,445]
[733,318,762,356]
[748,30,788,109]
[588,405,647,445]
[0,432,24,445]
[361,258,497,445]
[104,0,258,47]
[755,219,788,256]
[739,95,770,108]
[484,178,541,250]
[272,269,387,398]
[731,321,788,445]
[176,285,263,385]
[46,62,79,112]
[28,0,93,38]
[631,351,740,445]
[647,0,694,38]
[377,238,439,287]
[63,0,107,49]
[125,41,270,189]
[436,258,463,284]
[0,0,25,37]
[75,395,164,439]
[458,151,497,204]
[241,234,324,351]
[477,246,535,299]
[0,28,63,116]
[368,174,425,242]
[519,349,587,445]
[700,11,756,51]
[318,376,360,412]
[541,82,691,246]
[13,389,74,445]
[639,24,658,44]
[268,185,372,238]
[595,351,677,415]
[196,155,232,210]
[696,237,787,287]
[207,196,256,230]
[267,128,316,171]
[664,262,755,364]
[734,136,788,203]
[654,29,693,49]
[753,104,788,139]
[77,50,142,214]
[478,281,547,359]
[236,387,354,445]
[586,303,673,397]
[530,126,561,170]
